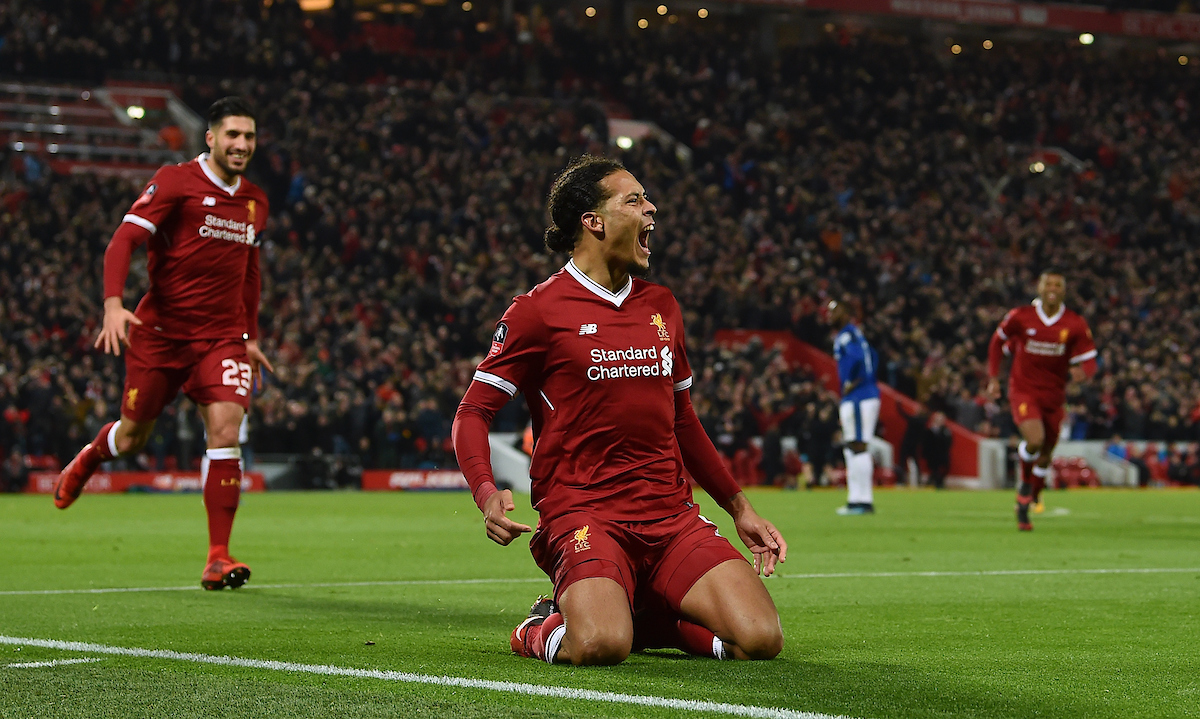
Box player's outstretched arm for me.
[95,296,143,356]
[453,380,531,545]
[724,492,787,577]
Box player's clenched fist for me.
[94,297,143,356]
[482,489,532,546]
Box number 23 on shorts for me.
[221,359,253,396]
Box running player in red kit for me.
[53,97,272,589]
[453,156,786,665]
[987,270,1096,531]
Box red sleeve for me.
[452,381,511,512]
[123,166,183,233]
[102,221,152,299]
[1068,318,1098,378]
[453,295,545,513]
[243,245,261,340]
[675,389,742,505]
[988,309,1020,378]
[472,295,546,396]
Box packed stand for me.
[3,6,1200,486]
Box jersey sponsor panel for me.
[122,156,268,340]
[471,264,695,522]
[999,302,1095,406]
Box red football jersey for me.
[117,154,269,340]
[994,300,1096,406]
[472,260,695,522]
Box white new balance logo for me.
[579,323,598,335]
[202,197,216,207]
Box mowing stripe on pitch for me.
[5,657,104,669]
[777,567,1200,580]
[0,636,853,719]
[0,577,549,596]
[2,567,1197,597]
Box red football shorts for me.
[1009,391,1065,445]
[529,504,747,613]
[120,325,252,422]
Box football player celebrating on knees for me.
[829,298,880,515]
[54,97,273,589]
[453,155,786,665]
[987,270,1096,531]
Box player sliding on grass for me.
[987,270,1096,531]
[453,155,786,665]
[53,97,272,590]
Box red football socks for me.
[634,609,727,659]
[524,612,565,662]
[91,421,119,461]
[203,448,242,554]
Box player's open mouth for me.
[638,223,654,255]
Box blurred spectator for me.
[923,412,953,490]
[2,447,28,492]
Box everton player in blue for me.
[830,298,880,515]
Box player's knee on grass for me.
[728,614,784,660]
[567,627,633,666]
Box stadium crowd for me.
[3,3,1200,485]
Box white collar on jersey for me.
[564,258,633,308]
[1032,298,1066,326]
[196,153,242,196]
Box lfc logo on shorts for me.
[573,525,591,553]
[126,388,138,411]
[650,313,670,341]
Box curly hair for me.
[543,155,626,253]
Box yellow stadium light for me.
[462,1,472,10]
[637,18,648,29]
[1029,161,1046,174]
[585,6,596,17]
[951,44,962,55]
[658,5,668,15]
[697,8,708,19]
[1179,55,1190,66]
[616,136,634,150]
[982,39,993,50]
[1079,33,1094,45]
[127,105,146,119]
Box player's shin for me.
[202,447,242,559]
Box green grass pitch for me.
[2,488,1197,719]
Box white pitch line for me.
[2,567,1196,597]
[6,657,104,669]
[0,636,853,719]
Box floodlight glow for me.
[127,105,146,119]
[1079,33,1094,45]
[616,136,634,150]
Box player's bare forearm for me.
[94,297,142,356]
[724,492,787,576]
